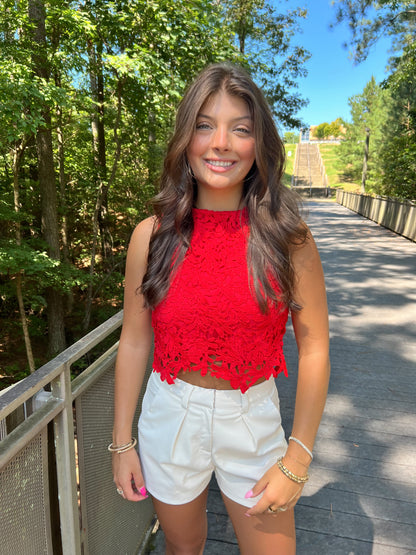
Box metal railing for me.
[336,190,416,241]
[0,310,155,555]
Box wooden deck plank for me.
[303,469,415,505]
[295,505,416,550]
[299,487,416,525]
[295,529,415,555]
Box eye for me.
[196,122,212,130]
[235,126,251,135]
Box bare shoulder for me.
[290,224,327,310]
[124,216,156,280]
[121,218,155,342]
[127,216,156,259]
[130,216,156,246]
[290,224,321,272]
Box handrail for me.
[0,311,123,418]
[0,309,157,555]
[0,396,63,466]
[336,190,416,241]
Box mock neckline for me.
[192,207,247,217]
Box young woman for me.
[111,63,330,555]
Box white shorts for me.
[138,371,287,508]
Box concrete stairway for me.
[292,143,331,197]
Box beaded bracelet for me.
[289,436,313,460]
[108,437,137,454]
[276,458,309,484]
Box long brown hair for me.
[141,63,306,311]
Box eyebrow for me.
[197,113,252,122]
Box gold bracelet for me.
[108,438,137,454]
[276,458,309,484]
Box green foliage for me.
[377,41,416,199]
[284,131,298,143]
[222,0,311,128]
[332,0,416,63]
[315,119,343,139]
[315,123,330,139]
[334,3,416,199]
[0,0,313,384]
[339,77,389,190]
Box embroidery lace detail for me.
[151,208,289,393]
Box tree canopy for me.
[0,0,311,385]
[333,1,416,200]
[332,0,416,62]
[223,0,311,128]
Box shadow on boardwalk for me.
[148,201,416,554]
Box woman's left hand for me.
[244,462,305,517]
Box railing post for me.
[52,363,82,555]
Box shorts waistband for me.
[148,371,277,413]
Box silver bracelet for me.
[108,437,137,454]
[288,436,313,460]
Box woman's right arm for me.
[112,217,155,501]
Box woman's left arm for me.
[246,228,330,516]
[287,226,330,459]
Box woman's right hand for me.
[112,448,148,502]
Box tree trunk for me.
[13,145,36,374]
[88,39,113,262]
[239,26,246,54]
[83,77,124,332]
[15,274,36,373]
[37,119,67,356]
[29,0,66,356]
[55,74,74,316]
[361,127,370,193]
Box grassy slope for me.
[283,143,296,186]
[316,144,361,192]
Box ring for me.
[267,505,287,514]
[116,488,124,495]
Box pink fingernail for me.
[244,490,253,499]
[139,487,147,496]
[244,512,251,517]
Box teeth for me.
[208,160,233,167]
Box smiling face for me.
[186,90,256,210]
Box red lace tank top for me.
[151,207,289,392]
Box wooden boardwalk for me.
[148,201,416,554]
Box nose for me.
[212,126,230,150]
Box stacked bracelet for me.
[289,436,313,460]
[276,458,309,484]
[108,438,137,454]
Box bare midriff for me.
[176,369,266,390]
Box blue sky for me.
[280,0,393,129]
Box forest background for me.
[0,0,415,387]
